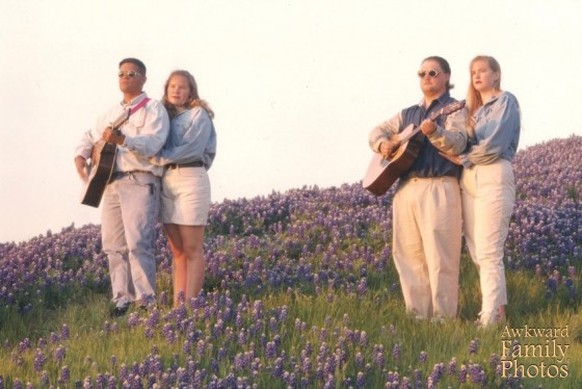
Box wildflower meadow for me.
[0,135,581,388]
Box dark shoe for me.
[111,304,130,317]
[136,296,156,312]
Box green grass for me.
[1,256,581,388]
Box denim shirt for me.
[369,92,464,181]
[76,93,170,177]
[155,106,217,169]
[461,91,521,167]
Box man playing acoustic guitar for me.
[368,56,467,321]
[74,58,169,316]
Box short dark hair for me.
[422,55,454,90]
[119,57,146,76]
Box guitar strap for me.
[128,96,150,117]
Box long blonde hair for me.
[162,70,215,119]
[466,56,501,129]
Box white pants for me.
[461,159,515,316]
[392,176,462,318]
[101,172,161,307]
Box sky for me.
[1,0,581,243]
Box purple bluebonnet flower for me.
[49,332,59,344]
[39,371,49,386]
[447,357,457,376]
[61,324,70,340]
[127,312,140,328]
[458,364,467,383]
[58,365,70,384]
[428,362,445,387]
[273,357,284,378]
[489,353,501,369]
[356,371,365,388]
[468,339,479,354]
[359,331,368,347]
[391,343,401,360]
[468,363,487,385]
[374,350,384,370]
[266,341,277,359]
[53,345,66,364]
[162,323,176,344]
[33,348,46,372]
[183,339,192,355]
[18,338,32,353]
[357,277,367,295]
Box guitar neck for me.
[401,100,465,141]
[399,126,422,143]
[110,109,130,131]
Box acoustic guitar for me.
[362,100,465,196]
[81,110,130,207]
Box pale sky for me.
[1,0,580,243]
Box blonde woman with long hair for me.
[153,70,217,307]
[441,56,521,327]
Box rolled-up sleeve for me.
[158,107,217,169]
[427,108,468,155]
[75,129,98,160]
[369,112,403,153]
[467,93,521,165]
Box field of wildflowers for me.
[0,135,580,388]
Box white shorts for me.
[160,167,211,225]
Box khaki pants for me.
[101,172,161,307]
[392,176,462,318]
[461,159,515,317]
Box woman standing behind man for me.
[153,70,217,307]
[437,56,521,327]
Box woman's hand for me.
[439,151,462,165]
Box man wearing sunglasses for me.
[368,56,467,321]
[74,57,170,316]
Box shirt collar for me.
[418,91,451,109]
[121,92,148,107]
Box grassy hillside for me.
[0,135,581,388]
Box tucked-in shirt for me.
[154,106,217,169]
[369,92,466,181]
[75,93,170,176]
[460,91,521,167]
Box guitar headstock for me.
[430,100,466,120]
[443,100,466,115]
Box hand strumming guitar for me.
[74,155,89,183]
[379,138,401,159]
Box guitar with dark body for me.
[81,110,130,207]
[362,100,465,196]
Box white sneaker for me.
[476,309,505,328]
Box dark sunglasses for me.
[417,69,440,78]
[118,70,142,78]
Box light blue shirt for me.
[462,91,521,167]
[155,106,217,169]
[75,93,170,176]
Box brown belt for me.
[166,161,204,169]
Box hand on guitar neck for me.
[102,126,126,145]
[419,119,437,135]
